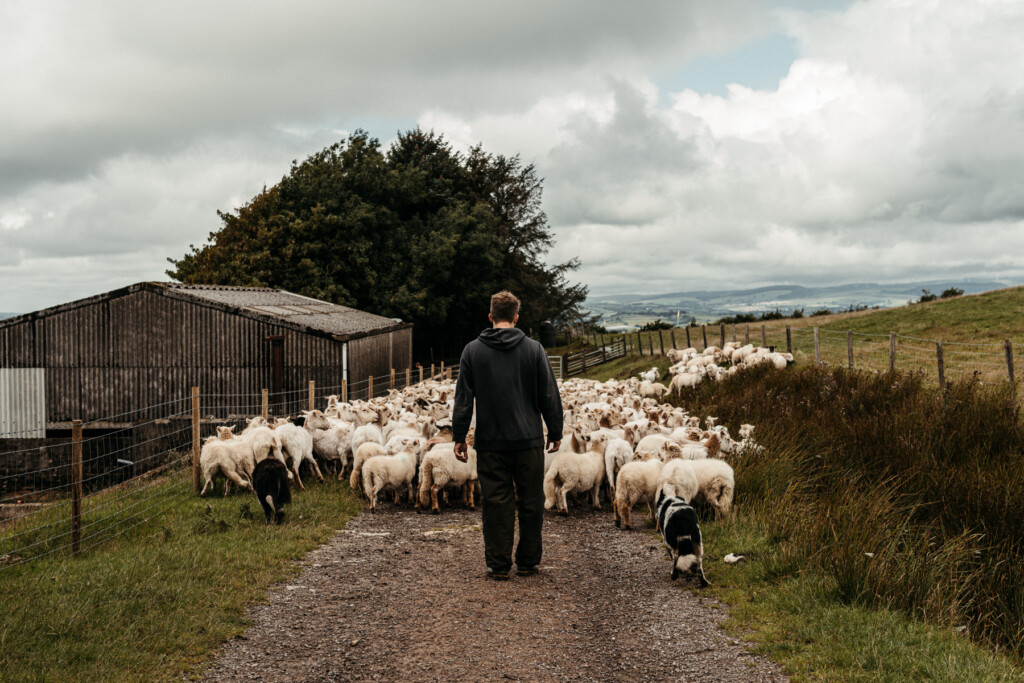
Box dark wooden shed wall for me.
[0,289,414,424]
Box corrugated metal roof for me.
[0,282,411,343]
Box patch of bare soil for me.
[202,504,786,682]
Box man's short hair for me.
[490,290,520,323]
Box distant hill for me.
[0,312,19,320]
[585,279,1013,328]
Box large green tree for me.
[167,129,586,359]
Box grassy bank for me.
[0,476,363,682]
[578,354,1024,679]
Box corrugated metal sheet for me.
[0,368,45,437]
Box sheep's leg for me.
[559,487,569,515]
[200,476,212,497]
[408,483,415,505]
[223,477,231,497]
[622,503,631,530]
[292,460,305,491]
[591,484,602,510]
[308,455,325,482]
[613,499,621,528]
[430,485,440,514]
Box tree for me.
[918,289,938,303]
[167,129,587,359]
[941,287,964,299]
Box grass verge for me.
[578,353,1024,679]
[0,475,362,682]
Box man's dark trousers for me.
[476,446,545,572]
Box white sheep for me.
[274,418,323,490]
[543,432,608,514]
[417,442,478,513]
[688,458,735,517]
[613,457,664,529]
[349,442,387,492]
[638,381,670,400]
[198,436,255,497]
[638,367,661,383]
[603,437,634,499]
[360,436,420,512]
[657,459,698,507]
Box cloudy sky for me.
[2,0,1023,312]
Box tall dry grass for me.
[674,364,1024,659]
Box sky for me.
[2,0,1023,312]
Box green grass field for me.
[0,475,363,682]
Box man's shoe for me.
[516,564,539,576]
[487,568,510,581]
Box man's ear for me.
[488,313,494,324]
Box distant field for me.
[562,286,1024,386]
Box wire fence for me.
[0,365,460,569]
[610,323,1018,387]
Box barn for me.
[0,281,413,437]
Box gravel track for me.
[202,503,787,682]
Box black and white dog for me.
[253,458,292,525]
[656,492,710,587]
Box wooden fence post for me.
[419,366,424,384]
[341,379,347,403]
[308,380,315,411]
[786,326,792,354]
[889,332,896,373]
[761,324,767,348]
[440,361,445,378]
[431,363,435,379]
[814,327,820,364]
[1006,339,1015,382]
[670,329,676,349]
[648,333,654,356]
[71,419,82,554]
[658,330,665,356]
[847,331,854,369]
[744,324,750,345]
[390,368,395,391]
[719,324,725,348]
[368,375,374,399]
[406,368,411,388]
[731,324,736,343]
[937,342,945,387]
[685,326,691,349]
[261,389,268,421]
[702,325,708,350]
[192,387,200,493]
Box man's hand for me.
[454,442,469,462]
[546,440,561,453]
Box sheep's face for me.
[303,410,332,431]
[216,426,235,440]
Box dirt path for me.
[202,504,786,682]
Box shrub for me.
[942,287,965,299]
[670,365,1024,658]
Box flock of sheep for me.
[198,340,781,576]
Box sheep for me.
[543,432,608,514]
[274,418,323,491]
[669,369,704,395]
[199,436,255,497]
[739,424,755,440]
[417,442,478,514]
[303,409,352,477]
[634,434,672,460]
[638,381,670,400]
[252,457,291,524]
[657,459,698,507]
[656,492,709,587]
[613,457,664,529]
[638,367,661,383]
[349,442,387,492]
[603,437,634,499]
[688,458,735,518]
[360,436,420,512]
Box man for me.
[453,291,563,580]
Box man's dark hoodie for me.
[452,327,563,451]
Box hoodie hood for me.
[478,327,526,350]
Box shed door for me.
[0,368,46,438]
